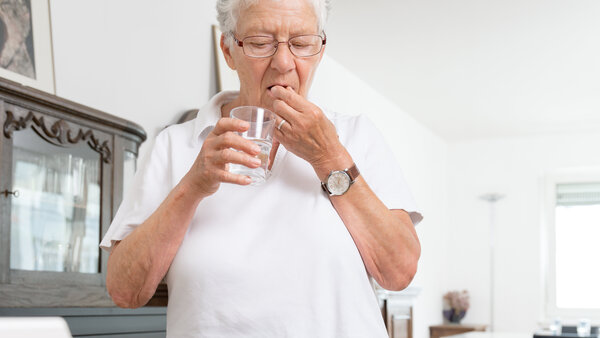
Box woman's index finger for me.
[212,117,249,136]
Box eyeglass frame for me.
[231,33,327,58]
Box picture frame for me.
[212,25,239,92]
[0,0,55,93]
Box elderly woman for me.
[101,0,422,336]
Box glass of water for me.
[229,106,276,185]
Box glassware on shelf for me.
[577,319,591,337]
[549,318,562,335]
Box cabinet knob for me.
[1,190,19,198]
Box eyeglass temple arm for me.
[232,35,244,47]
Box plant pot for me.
[443,308,466,324]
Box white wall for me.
[50,0,219,162]
[325,0,600,141]
[49,2,449,338]
[446,133,600,331]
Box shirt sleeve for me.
[342,114,423,225]
[99,130,173,251]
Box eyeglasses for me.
[233,34,326,58]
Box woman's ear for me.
[220,34,237,70]
[317,43,326,63]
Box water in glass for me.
[229,138,272,185]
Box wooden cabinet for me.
[430,324,487,338]
[0,77,146,307]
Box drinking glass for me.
[549,318,562,335]
[578,319,591,337]
[229,106,276,185]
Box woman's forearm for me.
[313,152,421,291]
[330,177,421,290]
[105,117,266,308]
[106,176,204,308]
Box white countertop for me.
[452,332,531,338]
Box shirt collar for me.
[193,90,240,145]
[192,90,333,145]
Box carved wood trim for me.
[3,110,112,164]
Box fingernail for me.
[251,157,261,166]
[251,144,261,153]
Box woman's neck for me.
[220,98,242,118]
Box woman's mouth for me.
[268,85,292,91]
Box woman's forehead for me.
[236,0,318,36]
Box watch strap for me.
[320,181,331,194]
[346,163,360,182]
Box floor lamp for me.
[479,193,505,332]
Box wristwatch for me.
[321,163,360,196]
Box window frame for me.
[543,167,600,323]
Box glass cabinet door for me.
[10,127,101,274]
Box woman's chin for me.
[260,94,276,111]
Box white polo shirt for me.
[101,91,422,338]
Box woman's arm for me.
[106,118,262,308]
[314,152,421,291]
[106,179,202,308]
[271,86,421,290]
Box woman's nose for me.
[270,43,295,73]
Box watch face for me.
[327,171,351,195]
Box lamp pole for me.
[479,193,504,332]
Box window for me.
[544,169,600,321]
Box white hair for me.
[216,0,331,47]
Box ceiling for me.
[324,0,600,142]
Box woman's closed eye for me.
[249,42,271,49]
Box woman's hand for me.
[184,117,262,196]
[270,86,351,179]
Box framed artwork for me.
[212,25,239,92]
[0,0,55,93]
